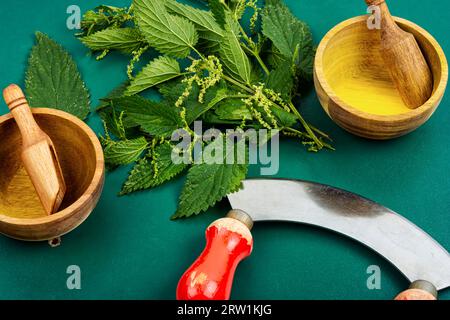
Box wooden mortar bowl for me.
[314,16,448,139]
[0,108,104,241]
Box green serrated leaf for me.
[202,112,243,125]
[219,14,252,84]
[159,81,228,124]
[207,0,227,28]
[186,86,229,123]
[166,0,224,53]
[120,143,187,195]
[25,32,90,120]
[98,105,139,140]
[269,106,297,128]
[113,95,183,138]
[173,136,248,218]
[166,0,223,37]
[104,136,148,165]
[262,3,312,58]
[214,98,252,121]
[262,2,314,80]
[120,158,153,194]
[99,109,124,139]
[250,64,265,84]
[97,81,139,139]
[97,80,130,110]
[158,80,186,102]
[297,45,316,81]
[79,5,132,36]
[266,45,285,68]
[206,88,229,110]
[80,27,145,54]
[125,56,182,96]
[133,0,198,58]
[196,33,222,54]
[266,61,294,99]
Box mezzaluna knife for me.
[176,178,450,300]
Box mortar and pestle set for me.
[314,0,448,139]
[0,84,104,243]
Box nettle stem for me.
[222,75,254,94]
[284,127,308,138]
[239,30,270,76]
[190,46,205,61]
[253,52,270,75]
[221,0,270,76]
[242,44,270,75]
[287,101,323,149]
[221,75,325,149]
[309,124,332,141]
[227,94,250,99]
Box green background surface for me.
[0,0,449,300]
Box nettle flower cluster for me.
[178,56,223,107]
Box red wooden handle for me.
[394,280,438,300]
[176,210,253,300]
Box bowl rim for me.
[0,108,105,226]
[314,15,448,122]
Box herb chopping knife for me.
[177,179,450,300]
[3,84,66,215]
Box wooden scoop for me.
[3,84,66,215]
[365,0,433,109]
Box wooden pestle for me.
[365,0,433,109]
[3,84,66,214]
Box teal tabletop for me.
[0,0,449,300]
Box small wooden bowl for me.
[0,108,104,241]
[314,16,448,139]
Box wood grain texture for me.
[365,0,386,5]
[314,16,448,140]
[374,1,433,109]
[3,84,66,214]
[0,108,104,241]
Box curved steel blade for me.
[227,178,450,291]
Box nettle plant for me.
[78,0,333,219]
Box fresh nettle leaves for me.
[126,56,183,96]
[26,32,90,120]
[103,136,149,166]
[133,0,199,58]
[173,135,248,219]
[78,0,332,219]
[121,142,188,195]
[78,5,134,37]
[81,27,146,57]
[219,14,252,84]
[113,95,184,138]
[262,1,315,82]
